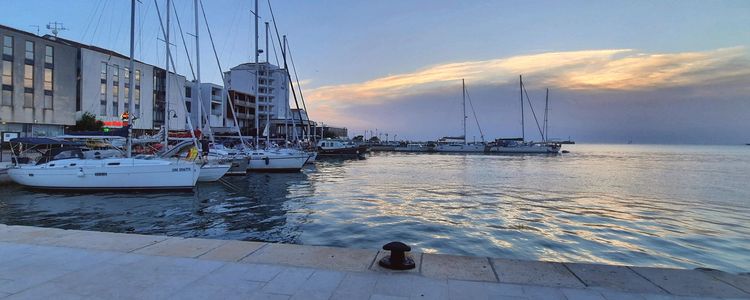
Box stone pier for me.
[0,224,748,299]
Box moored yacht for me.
[317,139,368,158]
[7,139,200,190]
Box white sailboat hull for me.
[0,167,10,184]
[306,152,317,164]
[246,150,308,172]
[434,144,486,153]
[7,158,199,190]
[488,145,560,153]
[197,164,231,182]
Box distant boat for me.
[394,143,433,152]
[435,79,486,153]
[317,139,368,158]
[487,76,561,154]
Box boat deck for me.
[0,224,747,299]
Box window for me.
[186,100,191,113]
[135,88,141,115]
[44,46,53,65]
[24,91,33,108]
[124,67,130,85]
[43,68,52,91]
[100,62,107,82]
[1,89,11,106]
[24,64,33,89]
[2,60,11,86]
[112,64,119,83]
[135,69,141,85]
[2,36,12,57]
[185,86,192,98]
[100,83,107,115]
[24,41,34,62]
[44,94,52,109]
[112,85,119,116]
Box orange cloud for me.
[303,47,750,126]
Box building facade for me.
[0,24,332,141]
[186,82,225,129]
[0,25,77,138]
[225,62,289,136]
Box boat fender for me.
[77,168,84,177]
[263,157,270,165]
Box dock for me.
[0,224,748,299]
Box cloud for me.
[305,47,750,110]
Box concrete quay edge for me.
[0,224,748,299]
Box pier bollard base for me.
[379,255,416,270]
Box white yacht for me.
[7,140,200,190]
[487,139,560,153]
[434,79,487,153]
[245,148,309,172]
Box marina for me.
[1,0,748,298]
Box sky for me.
[3,0,750,144]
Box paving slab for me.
[421,253,497,282]
[370,250,422,274]
[242,243,378,272]
[198,240,266,262]
[630,266,750,298]
[50,230,168,252]
[134,237,227,258]
[491,258,585,288]
[329,272,380,300]
[0,225,78,245]
[565,263,665,294]
[697,269,750,294]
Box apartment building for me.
[0,25,77,138]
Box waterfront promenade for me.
[0,224,748,299]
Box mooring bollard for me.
[379,241,415,270]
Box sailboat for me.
[487,75,561,154]
[435,79,486,153]
[241,1,308,172]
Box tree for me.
[368,136,380,143]
[69,112,104,132]
[352,135,364,142]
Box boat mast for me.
[253,0,259,147]
[542,88,549,142]
[520,75,524,142]
[194,0,202,135]
[265,21,270,145]
[163,0,171,147]
[462,78,466,145]
[126,0,135,157]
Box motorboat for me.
[316,139,368,158]
[7,138,200,190]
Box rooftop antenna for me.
[29,25,40,36]
[46,22,68,37]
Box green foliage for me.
[70,112,105,132]
[368,136,380,143]
[352,135,364,142]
